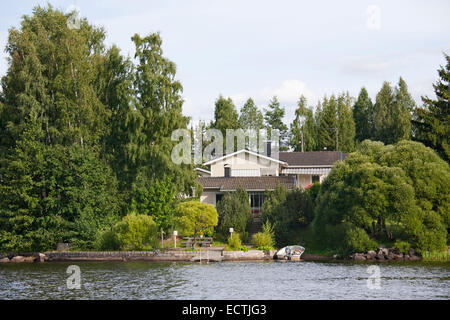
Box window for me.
[231,169,260,176]
[215,193,224,205]
[312,175,320,183]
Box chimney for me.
[266,141,272,158]
[224,165,231,177]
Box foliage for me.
[393,240,411,254]
[353,87,374,142]
[262,185,314,247]
[216,187,252,240]
[344,227,378,254]
[412,54,449,163]
[174,201,218,244]
[0,6,199,252]
[226,233,247,251]
[252,221,275,249]
[289,95,317,152]
[264,96,288,150]
[313,140,449,254]
[110,213,159,251]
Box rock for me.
[354,253,366,260]
[34,253,46,263]
[367,250,376,258]
[0,257,10,263]
[394,253,404,260]
[409,255,420,261]
[23,256,35,262]
[376,253,386,260]
[11,256,25,262]
[408,248,416,257]
[387,252,395,260]
[404,255,410,260]
[382,248,389,256]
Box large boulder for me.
[0,257,10,263]
[367,251,377,260]
[11,256,25,262]
[354,253,366,260]
[34,253,46,263]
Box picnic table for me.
[182,237,213,247]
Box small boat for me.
[276,245,305,261]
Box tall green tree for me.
[289,95,317,152]
[210,95,239,153]
[372,80,413,145]
[238,98,264,131]
[317,95,338,151]
[413,54,449,163]
[264,96,288,150]
[353,87,374,142]
[336,92,356,152]
[125,33,198,211]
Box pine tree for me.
[264,96,288,150]
[413,54,450,163]
[373,82,396,144]
[289,95,317,151]
[239,98,264,131]
[337,92,356,152]
[392,77,414,141]
[353,87,374,142]
[318,95,338,151]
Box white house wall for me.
[210,153,279,177]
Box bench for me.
[182,237,213,248]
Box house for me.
[196,146,347,217]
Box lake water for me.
[0,260,449,300]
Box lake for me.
[0,260,449,299]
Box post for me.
[161,229,164,248]
[173,230,178,248]
[229,227,234,239]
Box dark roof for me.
[278,151,347,166]
[198,176,295,191]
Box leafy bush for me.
[96,230,120,251]
[227,233,242,250]
[344,227,378,253]
[262,185,314,247]
[252,221,275,249]
[216,187,252,238]
[393,240,411,254]
[174,201,218,242]
[113,213,159,251]
[313,140,449,254]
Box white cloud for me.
[260,80,316,104]
[340,55,390,74]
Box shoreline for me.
[1,249,432,263]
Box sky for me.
[1,0,449,125]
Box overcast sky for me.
[1,0,449,125]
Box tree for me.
[174,201,218,246]
[336,92,356,152]
[289,95,317,152]
[413,54,449,163]
[353,87,374,142]
[372,80,413,145]
[317,95,338,151]
[313,140,449,254]
[112,213,159,251]
[125,33,198,210]
[262,185,314,247]
[210,95,239,153]
[216,187,252,241]
[239,98,264,131]
[264,96,288,150]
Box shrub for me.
[344,227,378,253]
[216,188,252,239]
[174,201,218,243]
[113,213,159,251]
[393,240,411,254]
[252,221,275,249]
[96,229,120,251]
[227,233,242,250]
[262,185,314,247]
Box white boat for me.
[276,246,305,260]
